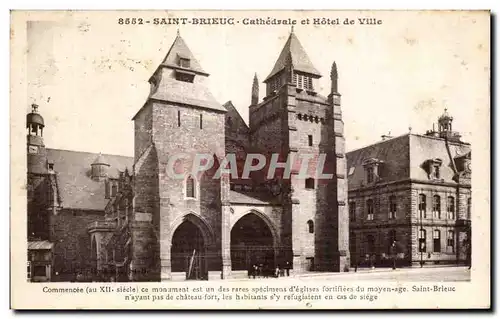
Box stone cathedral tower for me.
[249,30,349,272]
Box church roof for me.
[160,33,207,75]
[229,189,278,205]
[143,33,226,113]
[46,149,133,211]
[264,32,321,82]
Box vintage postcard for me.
[10,10,490,309]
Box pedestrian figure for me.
[285,261,290,277]
[275,265,280,278]
[252,264,257,279]
[391,241,397,270]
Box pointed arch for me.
[170,212,215,246]
[231,209,279,246]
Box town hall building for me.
[27,30,350,281]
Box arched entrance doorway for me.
[231,212,275,273]
[171,220,207,280]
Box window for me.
[186,176,195,198]
[105,180,110,199]
[111,183,117,197]
[367,199,374,220]
[179,58,190,68]
[433,195,441,219]
[293,73,298,84]
[348,167,355,176]
[305,178,315,189]
[366,167,374,183]
[447,230,455,252]
[307,220,314,234]
[467,198,471,219]
[434,165,441,179]
[175,72,195,83]
[419,194,427,218]
[308,135,313,146]
[199,114,203,129]
[433,229,441,252]
[447,196,455,220]
[349,201,356,221]
[419,229,427,252]
[177,110,181,127]
[389,195,397,219]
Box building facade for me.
[346,110,472,267]
[27,30,350,282]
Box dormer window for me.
[179,57,190,68]
[366,167,374,183]
[362,158,383,184]
[424,158,443,180]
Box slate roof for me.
[229,189,278,205]
[161,34,207,75]
[265,32,321,82]
[149,76,226,112]
[146,34,226,113]
[46,148,133,211]
[346,133,471,190]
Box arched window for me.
[433,195,441,219]
[186,175,195,198]
[419,194,427,218]
[307,220,314,234]
[367,199,374,220]
[389,195,397,219]
[447,196,455,220]
[433,229,441,252]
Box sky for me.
[23,11,489,157]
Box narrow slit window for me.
[186,176,195,198]
[305,178,315,189]
[200,114,203,129]
[177,110,181,127]
[308,135,313,146]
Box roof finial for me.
[291,25,294,34]
[176,28,180,37]
[31,103,39,113]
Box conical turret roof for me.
[160,33,207,75]
[264,32,321,82]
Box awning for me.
[28,241,53,250]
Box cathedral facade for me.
[27,31,350,281]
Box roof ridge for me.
[46,147,133,159]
